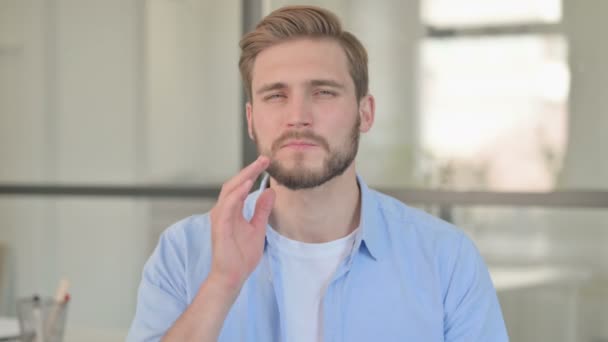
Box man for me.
[128,5,508,342]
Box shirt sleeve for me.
[443,234,510,342]
[127,225,189,342]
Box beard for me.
[254,115,361,190]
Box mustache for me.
[271,130,330,153]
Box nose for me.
[286,94,312,129]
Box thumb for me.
[250,188,275,231]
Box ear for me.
[246,102,254,140]
[358,94,375,133]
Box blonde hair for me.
[239,5,369,102]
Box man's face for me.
[246,38,372,190]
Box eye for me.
[264,93,286,101]
[315,89,337,98]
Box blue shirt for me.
[128,175,509,341]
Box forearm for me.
[162,276,240,342]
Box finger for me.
[250,188,275,231]
[217,179,254,223]
[219,155,270,201]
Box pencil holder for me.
[16,296,69,342]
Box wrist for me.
[204,272,243,300]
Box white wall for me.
[558,1,608,340]
[346,0,422,187]
[145,0,241,184]
[0,0,242,334]
[0,0,59,314]
[560,1,608,188]
[0,0,146,332]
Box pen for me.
[44,279,70,340]
[32,295,44,342]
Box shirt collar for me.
[354,174,385,261]
[253,173,386,261]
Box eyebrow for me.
[255,79,346,95]
[310,79,345,89]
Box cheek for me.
[322,106,359,133]
[252,116,278,145]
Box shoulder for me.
[165,214,211,238]
[148,213,213,281]
[154,188,263,262]
[129,215,213,341]
[371,189,467,248]
[160,214,212,251]
[370,189,482,278]
[370,189,490,294]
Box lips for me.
[281,140,318,148]
[271,132,329,153]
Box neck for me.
[267,165,361,243]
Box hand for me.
[208,156,275,294]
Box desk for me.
[490,265,592,342]
[0,318,18,341]
[63,327,126,342]
[0,318,126,342]
[490,265,592,292]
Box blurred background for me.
[0,0,606,341]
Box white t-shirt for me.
[266,226,358,342]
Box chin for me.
[267,162,332,190]
[276,163,323,176]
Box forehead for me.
[251,38,353,91]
